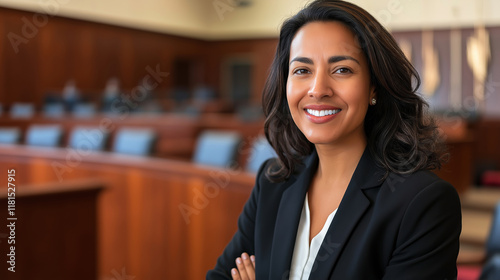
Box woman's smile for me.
[303,105,342,124]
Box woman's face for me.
[286,21,375,147]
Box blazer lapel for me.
[269,151,318,280]
[308,149,385,279]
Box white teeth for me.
[306,109,341,117]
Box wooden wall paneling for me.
[484,27,500,116]
[38,18,75,99]
[72,23,98,93]
[460,28,476,114]
[0,7,210,110]
[252,39,278,103]
[204,38,277,104]
[0,9,278,110]
[2,8,41,106]
[432,29,452,110]
[391,27,500,116]
[127,30,157,89]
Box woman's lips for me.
[304,107,342,124]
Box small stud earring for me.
[371,98,377,105]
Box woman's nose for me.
[308,71,333,99]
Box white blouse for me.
[289,193,338,280]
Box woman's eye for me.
[293,68,310,75]
[334,67,352,74]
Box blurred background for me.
[0,0,499,279]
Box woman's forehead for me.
[289,21,363,61]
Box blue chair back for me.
[25,125,63,147]
[486,202,500,258]
[72,103,96,118]
[480,254,500,280]
[113,128,156,156]
[43,103,65,117]
[69,127,108,151]
[10,103,35,118]
[246,136,276,173]
[193,131,241,168]
[0,128,21,144]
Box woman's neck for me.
[314,135,367,188]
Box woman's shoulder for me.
[380,169,459,204]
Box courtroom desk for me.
[468,118,500,177]
[434,137,475,194]
[0,145,255,280]
[0,178,104,280]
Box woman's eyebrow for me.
[289,57,314,65]
[328,55,360,65]
[290,55,360,65]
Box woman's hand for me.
[231,252,255,280]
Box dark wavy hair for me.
[263,0,445,181]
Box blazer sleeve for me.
[206,160,267,279]
[382,179,462,280]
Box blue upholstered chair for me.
[69,127,109,151]
[112,128,156,156]
[193,131,242,168]
[476,202,500,280]
[486,202,500,259]
[246,136,276,173]
[72,103,97,118]
[25,125,63,147]
[43,103,65,117]
[10,103,35,118]
[0,128,21,144]
[480,254,500,280]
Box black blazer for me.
[207,149,462,279]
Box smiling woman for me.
[287,21,374,150]
[207,1,461,279]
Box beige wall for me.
[365,0,500,30]
[205,0,310,39]
[1,0,499,39]
[0,0,209,37]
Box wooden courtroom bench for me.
[0,178,104,280]
[0,144,255,280]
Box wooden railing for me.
[0,145,256,280]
